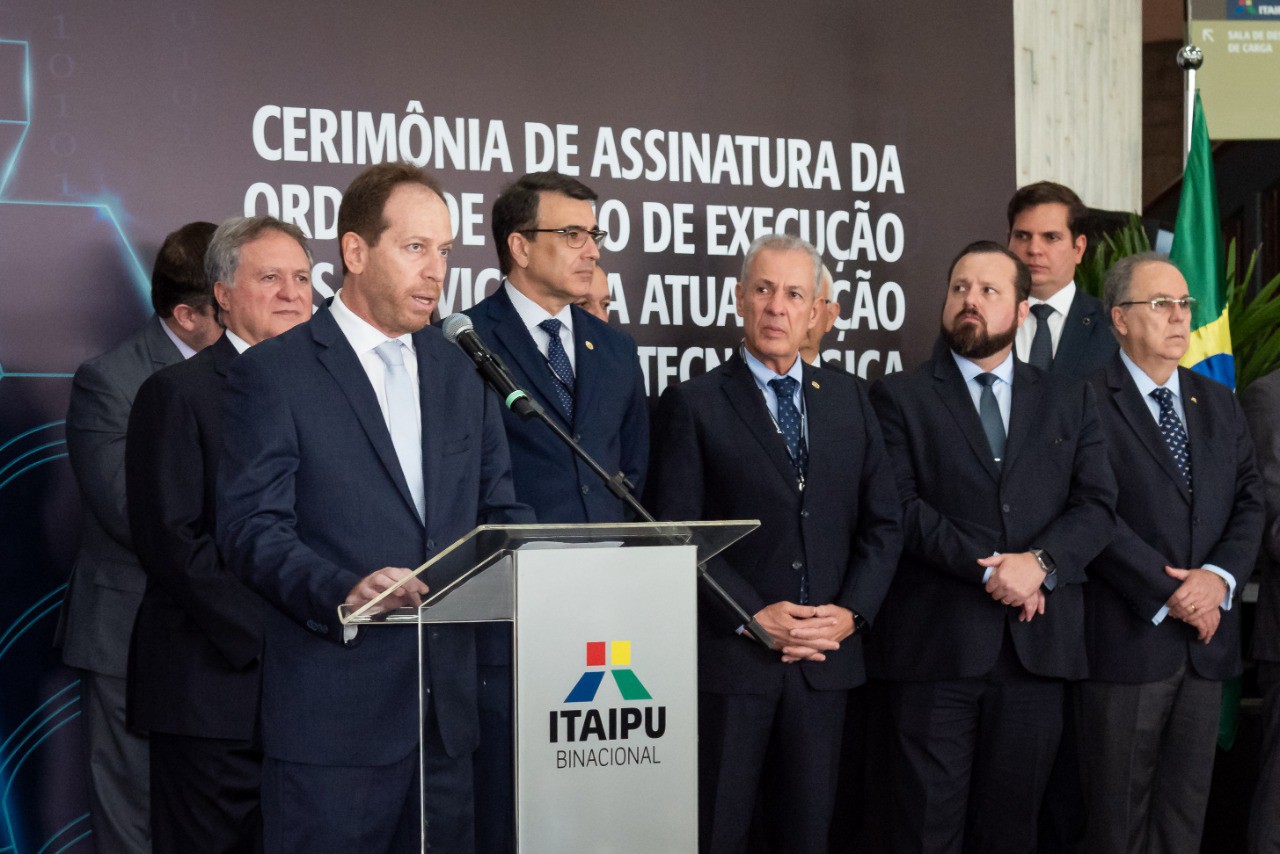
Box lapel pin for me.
[811,380,820,389]
[1190,396,1197,404]
[585,340,595,351]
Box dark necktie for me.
[768,376,808,480]
[1028,303,1055,371]
[1150,387,1192,487]
[975,373,1006,466]
[538,318,575,419]
[374,340,425,521]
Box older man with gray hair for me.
[125,215,313,853]
[647,233,901,853]
[1079,251,1263,854]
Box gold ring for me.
[1002,599,1011,605]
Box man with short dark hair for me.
[1008,181,1116,378]
[127,215,313,853]
[869,240,1116,853]
[461,171,648,851]
[648,234,901,854]
[217,162,530,853]
[1079,253,1262,854]
[60,220,221,853]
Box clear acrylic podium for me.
[338,520,758,853]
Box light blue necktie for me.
[375,340,425,521]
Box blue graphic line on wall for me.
[33,813,89,854]
[0,423,63,455]
[0,39,30,199]
[0,586,66,664]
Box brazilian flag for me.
[1171,91,1233,388]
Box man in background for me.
[799,263,842,368]
[59,220,221,852]
[575,263,612,321]
[127,216,313,852]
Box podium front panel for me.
[514,544,698,852]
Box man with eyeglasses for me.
[461,170,648,852]
[1079,252,1262,853]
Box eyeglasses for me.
[1116,296,1198,313]
[519,227,608,250]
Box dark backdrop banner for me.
[0,2,1014,850]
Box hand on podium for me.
[754,602,853,663]
[345,567,430,613]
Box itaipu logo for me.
[549,640,665,769]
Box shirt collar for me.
[331,289,416,355]
[951,348,1015,386]
[1119,348,1181,401]
[224,330,251,354]
[159,316,198,360]
[504,279,574,336]
[742,344,805,391]
[1029,280,1077,315]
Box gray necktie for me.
[1028,303,1055,371]
[374,340,425,521]
[975,372,1006,466]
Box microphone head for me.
[442,313,474,344]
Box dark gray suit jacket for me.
[1050,290,1117,379]
[1242,369,1280,665]
[61,315,183,677]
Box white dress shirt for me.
[1014,281,1077,363]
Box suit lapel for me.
[145,314,184,369]
[1050,292,1093,375]
[311,308,422,521]
[931,345,1001,483]
[1002,361,1042,473]
[416,331,444,531]
[571,306,597,425]
[800,362,835,492]
[210,333,239,378]
[487,286,572,425]
[721,355,800,491]
[1180,367,1210,508]
[1107,356,1192,503]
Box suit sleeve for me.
[646,384,768,624]
[1203,393,1264,586]
[66,359,134,550]
[1243,379,1280,566]
[216,352,363,641]
[1027,381,1117,587]
[835,381,902,625]
[869,378,1002,583]
[618,340,651,504]
[127,373,262,669]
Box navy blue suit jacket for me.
[1085,354,1263,682]
[216,306,529,767]
[462,283,648,524]
[647,355,902,694]
[868,340,1117,682]
[1050,290,1117,379]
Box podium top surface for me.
[339,520,759,625]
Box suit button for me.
[800,509,810,518]
[581,484,591,494]
[426,539,436,550]
[792,561,803,570]
[574,433,582,441]
[1002,504,1011,513]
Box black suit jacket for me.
[646,354,902,694]
[1050,290,1117,379]
[125,334,264,739]
[867,340,1117,682]
[1086,354,1264,682]
[1243,369,1280,665]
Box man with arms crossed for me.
[868,241,1116,853]
[217,163,529,853]
[647,234,901,854]
[1079,253,1262,853]
[126,216,312,852]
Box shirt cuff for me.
[1202,564,1235,611]
[1152,604,1170,625]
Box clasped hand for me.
[979,552,1046,623]
[754,601,854,663]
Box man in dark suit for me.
[216,163,530,853]
[126,216,313,853]
[1008,181,1116,378]
[60,220,222,853]
[1079,253,1262,854]
[647,233,902,854]
[461,171,648,852]
[868,241,1116,854]
[1243,367,1280,853]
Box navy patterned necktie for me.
[1028,303,1055,370]
[1150,387,1192,487]
[975,372,1006,466]
[768,376,808,480]
[538,318,575,419]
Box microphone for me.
[442,314,541,418]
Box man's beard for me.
[942,310,1017,360]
